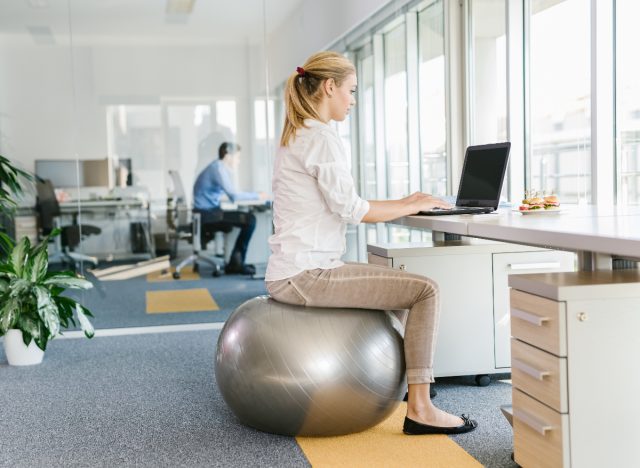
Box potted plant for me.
[0,230,96,366]
[0,154,94,365]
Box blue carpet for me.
[0,330,309,467]
[65,272,268,330]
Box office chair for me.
[168,170,231,279]
[35,179,101,268]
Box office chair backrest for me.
[168,170,187,205]
[35,179,61,235]
[167,170,190,229]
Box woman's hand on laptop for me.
[363,192,453,223]
[406,192,453,213]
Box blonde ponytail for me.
[280,51,356,147]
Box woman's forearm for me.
[361,193,451,223]
[361,199,417,223]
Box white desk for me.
[59,199,147,211]
[396,205,640,270]
[216,199,272,267]
[59,198,153,259]
[391,206,640,467]
[220,199,271,211]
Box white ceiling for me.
[0,0,303,45]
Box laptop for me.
[419,142,511,216]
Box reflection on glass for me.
[0,0,274,329]
[357,51,378,245]
[418,0,447,196]
[359,53,376,200]
[616,0,640,205]
[384,23,409,200]
[529,0,591,203]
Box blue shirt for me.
[193,159,259,210]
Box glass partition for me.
[0,0,273,330]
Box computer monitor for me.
[35,160,81,187]
[35,159,111,188]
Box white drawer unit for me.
[509,270,640,468]
[367,239,575,382]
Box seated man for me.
[193,142,263,275]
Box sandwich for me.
[519,196,545,211]
[543,195,560,210]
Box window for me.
[359,53,377,200]
[254,99,275,140]
[528,0,591,203]
[216,101,237,136]
[418,0,448,195]
[107,105,166,199]
[469,0,507,146]
[616,0,640,205]
[384,23,409,200]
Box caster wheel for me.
[475,374,491,387]
[212,270,222,277]
[172,272,181,279]
[193,263,199,273]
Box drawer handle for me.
[512,308,550,326]
[508,262,560,270]
[512,358,550,381]
[513,408,554,435]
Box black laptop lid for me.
[455,142,511,208]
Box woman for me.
[265,51,477,435]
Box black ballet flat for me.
[224,264,256,275]
[403,414,477,435]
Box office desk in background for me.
[218,199,272,268]
[59,198,153,260]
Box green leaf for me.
[0,279,8,294]
[76,303,95,338]
[43,275,93,290]
[34,286,60,337]
[0,296,19,333]
[27,243,48,283]
[10,237,30,278]
[21,330,33,347]
[0,264,16,277]
[0,232,14,257]
[8,278,31,298]
[16,314,40,342]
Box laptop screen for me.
[456,142,511,208]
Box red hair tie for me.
[296,66,306,77]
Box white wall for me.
[0,42,264,193]
[267,0,393,86]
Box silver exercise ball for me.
[215,296,406,436]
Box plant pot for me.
[3,329,44,366]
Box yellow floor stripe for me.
[147,266,200,282]
[146,288,219,314]
[296,403,481,468]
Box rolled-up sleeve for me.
[306,130,370,225]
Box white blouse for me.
[265,119,370,281]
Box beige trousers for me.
[266,262,440,384]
